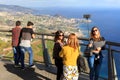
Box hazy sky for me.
[0,0,120,8]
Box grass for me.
[0,38,55,63]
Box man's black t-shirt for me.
[20,28,34,40]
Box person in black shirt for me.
[53,30,64,80]
[19,21,35,69]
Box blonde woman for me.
[87,26,106,80]
[59,33,80,80]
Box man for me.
[12,21,21,67]
[19,21,35,69]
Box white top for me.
[20,40,31,47]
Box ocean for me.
[33,7,120,79]
[34,7,120,42]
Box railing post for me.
[41,34,52,67]
[112,50,118,80]
[108,45,115,80]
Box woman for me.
[53,30,64,80]
[87,26,106,80]
[59,33,80,80]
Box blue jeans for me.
[87,54,103,80]
[12,46,21,65]
[20,46,33,68]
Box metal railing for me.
[0,30,120,80]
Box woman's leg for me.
[94,57,103,80]
[87,55,95,80]
[55,59,63,80]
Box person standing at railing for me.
[87,26,106,80]
[19,21,35,70]
[59,33,80,80]
[53,30,64,80]
[12,21,21,67]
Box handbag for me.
[84,46,93,57]
[77,55,86,73]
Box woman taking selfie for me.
[87,26,106,80]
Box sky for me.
[0,0,120,8]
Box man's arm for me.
[32,34,35,39]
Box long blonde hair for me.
[67,33,79,50]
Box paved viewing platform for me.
[0,57,90,80]
[0,58,56,80]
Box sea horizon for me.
[33,7,120,43]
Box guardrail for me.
[0,30,120,80]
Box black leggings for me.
[55,59,63,80]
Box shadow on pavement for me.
[4,63,51,80]
[35,63,57,74]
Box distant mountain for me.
[0,4,36,14]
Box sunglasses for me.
[59,35,64,36]
[92,30,97,32]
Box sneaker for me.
[29,64,35,68]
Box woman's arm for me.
[92,47,101,54]
[59,48,64,58]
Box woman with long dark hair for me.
[53,30,64,80]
